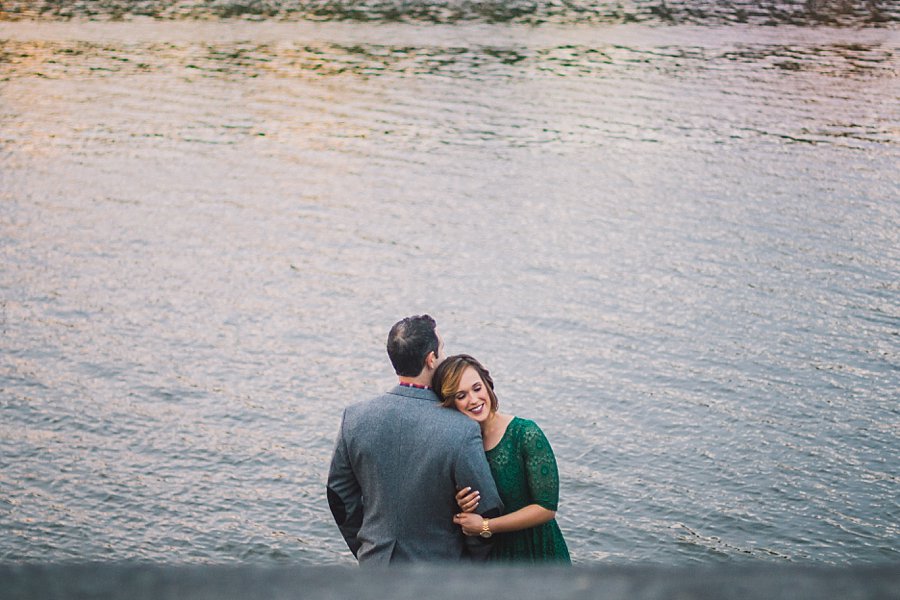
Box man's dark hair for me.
[387,315,439,377]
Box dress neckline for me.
[485,416,519,453]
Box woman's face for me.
[452,366,491,423]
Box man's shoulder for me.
[344,390,477,429]
[427,407,484,444]
[344,388,416,412]
[341,395,384,422]
[421,401,478,426]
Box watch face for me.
[479,531,492,538]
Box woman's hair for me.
[432,354,499,413]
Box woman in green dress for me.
[432,354,571,563]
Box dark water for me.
[1,1,898,566]
[2,0,899,26]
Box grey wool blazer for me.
[327,384,503,565]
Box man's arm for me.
[454,422,504,560]
[326,411,363,558]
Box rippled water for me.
[1,10,898,566]
[2,0,899,26]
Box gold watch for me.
[479,518,492,538]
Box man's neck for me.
[398,375,432,389]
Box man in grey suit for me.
[327,314,503,564]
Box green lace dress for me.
[485,417,571,563]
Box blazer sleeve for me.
[453,422,504,560]
[326,409,364,557]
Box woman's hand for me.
[453,512,485,536]
[455,487,480,513]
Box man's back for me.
[327,385,502,564]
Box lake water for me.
[1,0,898,566]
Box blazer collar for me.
[389,384,440,403]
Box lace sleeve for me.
[521,420,560,511]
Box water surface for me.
[1,12,898,565]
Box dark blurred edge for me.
[1,563,898,600]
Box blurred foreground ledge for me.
[2,563,898,600]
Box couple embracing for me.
[327,315,570,565]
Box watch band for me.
[480,518,492,538]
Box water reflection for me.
[3,36,895,150]
[2,39,895,80]
[1,0,898,26]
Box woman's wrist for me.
[485,515,505,534]
[479,517,493,538]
